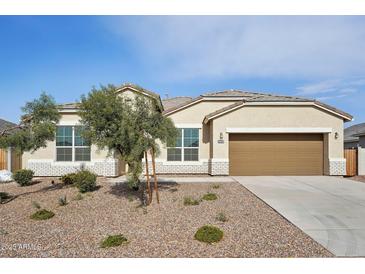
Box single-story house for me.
[0,118,22,172]
[344,122,365,149]
[22,83,353,177]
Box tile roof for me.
[345,122,365,141]
[0,118,17,134]
[58,102,80,109]
[119,83,161,100]
[204,101,245,122]
[59,83,164,110]
[162,96,203,115]
[202,89,312,102]
[57,87,353,121]
[162,96,193,111]
[200,90,352,121]
[314,101,353,121]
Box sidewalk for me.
[107,175,234,184]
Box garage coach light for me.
[335,132,339,139]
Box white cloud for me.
[296,80,341,95]
[295,77,364,101]
[103,16,365,80]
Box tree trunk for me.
[151,148,160,204]
[144,150,152,205]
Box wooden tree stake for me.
[144,150,152,205]
[151,148,160,204]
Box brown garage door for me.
[229,134,323,175]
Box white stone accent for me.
[27,159,119,177]
[329,158,346,175]
[208,159,229,175]
[142,160,209,174]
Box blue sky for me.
[0,16,364,126]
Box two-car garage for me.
[229,133,324,176]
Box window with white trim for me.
[56,126,91,162]
[167,128,199,161]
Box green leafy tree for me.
[78,85,178,190]
[0,93,60,152]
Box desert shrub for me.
[30,209,55,220]
[100,234,128,248]
[60,173,77,185]
[73,170,97,193]
[32,201,41,209]
[216,212,228,222]
[58,195,67,206]
[194,225,223,243]
[12,169,34,186]
[202,193,218,201]
[184,196,200,206]
[0,192,11,203]
[212,184,220,189]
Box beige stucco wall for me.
[156,101,233,162]
[22,112,110,168]
[359,148,365,175]
[22,92,348,176]
[211,105,345,161]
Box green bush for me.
[194,225,223,243]
[60,173,77,185]
[100,234,128,248]
[30,209,55,220]
[202,193,218,201]
[184,196,200,206]
[212,184,220,189]
[73,170,97,193]
[12,169,34,186]
[216,212,228,222]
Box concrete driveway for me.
[234,176,365,257]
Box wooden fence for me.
[0,148,22,172]
[344,148,358,176]
[0,149,6,170]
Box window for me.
[56,126,72,161]
[56,126,91,162]
[167,128,199,161]
[74,127,91,161]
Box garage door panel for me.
[229,134,323,176]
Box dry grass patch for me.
[215,212,228,222]
[100,234,128,248]
[30,209,55,220]
[183,196,200,206]
[202,193,217,201]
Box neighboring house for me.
[344,122,365,149]
[22,83,353,177]
[0,118,22,171]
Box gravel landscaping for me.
[0,177,332,257]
